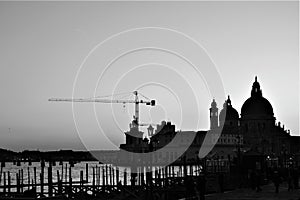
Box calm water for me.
[0,161,129,193]
[0,162,197,195]
[0,161,191,193]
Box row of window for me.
[245,122,267,132]
[212,137,243,144]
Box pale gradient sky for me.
[0,1,298,151]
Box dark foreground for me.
[205,182,300,200]
[1,182,300,200]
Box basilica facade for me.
[208,76,299,168]
[119,76,299,168]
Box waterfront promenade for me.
[206,182,300,200]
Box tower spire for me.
[210,99,218,129]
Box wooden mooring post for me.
[164,166,168,187]
[3,172,6,194]
[48,164,53,196]
[40,172,44,196]
[102,166,105,191]
[65,163,68,183]
[57,170,60,182]
[41,160,45,195]
[105,165,108,186]
[112,166,115,186]
[96,166,99,186]
[109,166,112,186]
[80,170,83,192]
[0,162,3,186]
[61,164,64,182]
[124,169,127,186]
[116,167,119,185]
[92,167,95,196]
[85,163,88,183]
[21,169,23,193]
[7,171,11,194]
[57,170,62,195]
[68,166,72,197]
[16,172,20,193]
[27,167,30,190]
[34,167,37,186]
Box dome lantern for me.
[219,95,239,123]
[227,95,231,106]
[251,76,262,97]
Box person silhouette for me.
[273,169,280,193]
[255,170,262,192]
[218,172,224,193]
[196,173,206,200]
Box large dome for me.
[241,96,273,117]
[241,76,274,118]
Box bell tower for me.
[209,99,218,129]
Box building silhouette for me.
[207,76,299,170]
[119,76,299,169]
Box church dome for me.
[241,96,274,116]
[241,76,274,118]
[219,95,239,121]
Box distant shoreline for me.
[0,148,102,162]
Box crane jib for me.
[49,98,155,106]
[49,91,156,132]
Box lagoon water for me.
[0,161,186,193]
[0,161,131,193]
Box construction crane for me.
[49,91,155,130]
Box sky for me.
[0,1,298,151]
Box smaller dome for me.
[219,95,239,121]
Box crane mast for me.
[134,91,139,127]
[49,91,155,130]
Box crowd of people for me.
[183,166,300,200]
[249,166,300,193]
